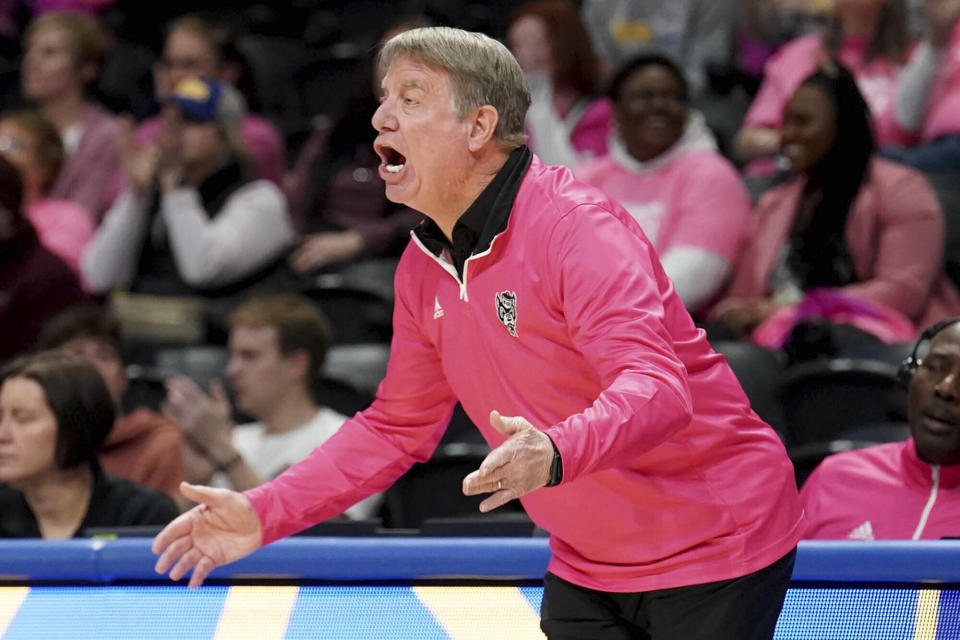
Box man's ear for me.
[285,349,311,384]
[467,105,500,152]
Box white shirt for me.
[217,408,382,520]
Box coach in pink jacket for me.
[152,27,802,640]
[801,317,960,540]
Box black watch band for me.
[546,439,563,487]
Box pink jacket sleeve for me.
[244,253,458,544]
[541,205,694,481]
[743,35,820,129]
[841,166,945,321]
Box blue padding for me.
[793,541,960,583]
[216,537,554,581]
[3,538,960,584]
[0,539,99,581]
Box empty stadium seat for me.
[779,358,907,446]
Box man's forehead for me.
[231,324,279,347]
[382,56,449,87]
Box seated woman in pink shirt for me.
[735,0,909,168]
[576,54,751,316]
[715,65,960,344]
[0,110,93,283]
[883,0,960,170]
[506,0,612,168]
[138,13,285,186]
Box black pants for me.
[540,548,796,640]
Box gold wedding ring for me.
[498,479,502,491]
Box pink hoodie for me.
[246,156,802,593]
[802,439,960,540]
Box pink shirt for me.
[137,114,286,186]
[26,198,94,283]
[246,155,802,593]
[744,33,902,146]
[801,439,960,540]
[721,158,960,332]
[49,105,123,223]
[576,143,749,264]
[568,98,613,160]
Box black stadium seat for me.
[923,169,960,290]
[779,357,907,446]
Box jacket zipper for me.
[410,229,507,303]
[912,464,940,540]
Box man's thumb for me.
[489,410,525,435]
[209,379,229,406]
[180,481,227,507]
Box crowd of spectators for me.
[0,0,959,540]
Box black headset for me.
[897,317,960,386]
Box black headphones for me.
[897,317,960,386]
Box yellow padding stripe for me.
[0,587,28,634]
[213,585,299,640]
[414,586,545,640]
[913,589,941,640]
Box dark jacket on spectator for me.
[0,465,179,538]
[0,224,87,365]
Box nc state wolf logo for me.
[495,290,518,337]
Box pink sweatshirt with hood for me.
[245,154,802,593]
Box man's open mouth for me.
[381,146,407,173]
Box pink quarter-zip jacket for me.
[245,156,803,593]
[801,439,960,540]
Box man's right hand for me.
[118,117,160,196]
[162,377,237,469]
[152,482,262,588]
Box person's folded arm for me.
[161,181,294,288]
[895,42,944,135]
[840,169,945,320]
[659,155,752,314]
[80,189,152,293]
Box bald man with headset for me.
[801,317,960,540]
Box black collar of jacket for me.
[414,145,532,278]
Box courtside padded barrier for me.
[0,539,958,583]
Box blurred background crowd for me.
[1,0,960,540]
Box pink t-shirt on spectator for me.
[575,139,748,264]
[137,113,286,186]
[744,33,902,145]
[26,197,94,284]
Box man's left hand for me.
[462,410,554,513]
